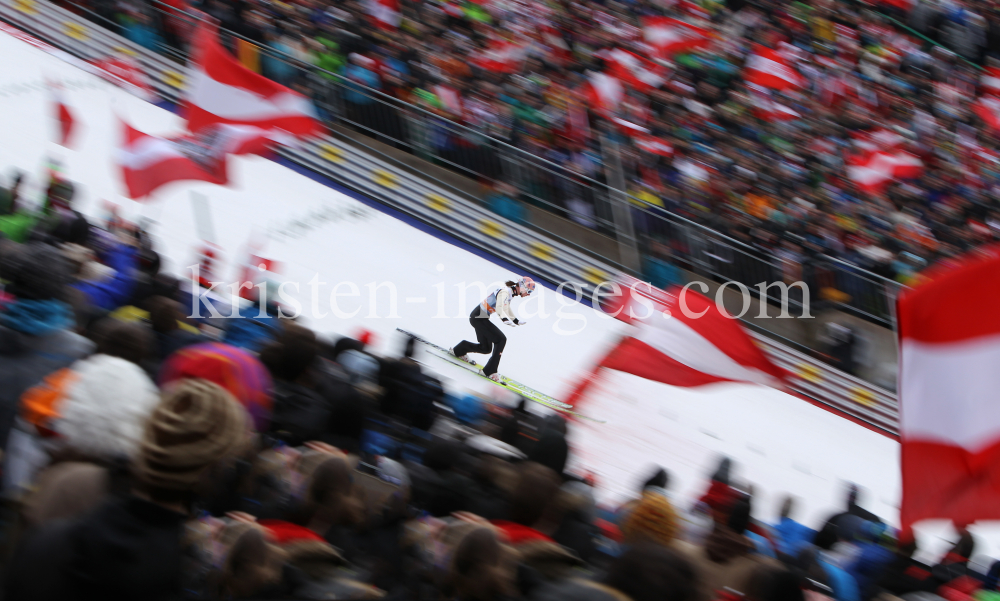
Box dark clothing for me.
[530,430,569,476]
[269,380,334,447]
[380,358,444,431]
[6,496,187,601]
[875,556,936,597]
[454,306,507,376]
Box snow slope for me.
[0,29,989,562]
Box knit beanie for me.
[134,379,250,491]
[622,491,680,548]
[56,355,160,460]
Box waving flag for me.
[642,17,711,57]
[898,245,1000,534]
[634,133,673,157]
[982,67,1000,97]
[471,39,526,74]
[185,22,320,137]
[566,282,787,407]
[846,150,922,193]
[367,0,401,31]
[975,96,1000,131]
[586,71,624,113]
[117,120,229,199]
[745,46,802,90]
[748,87,800,122]
[606,48,667,92]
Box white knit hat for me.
[56,355,160,460]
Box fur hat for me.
[622,491,680,548]
[134,379,250,490]
[55,355,160,460]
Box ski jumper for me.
[454,285,521,376]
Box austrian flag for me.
[185,23,321,137]
[898,245,1000,533]
[744,46,802,91]
[641,16,710,57]
[117,120,229,200]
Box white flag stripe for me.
[117,135,185,170]
[747,54,800,86]
[636,315,782,387]
[186,68,316,122]
[900,334,1000,450]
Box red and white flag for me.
[846,150,923,193]
[642,16,710,57]
[748,88,800,122]
[566,283,787,406]
[117,120,229,199]
[185,23,321,137]
[471,39,526,74]
[367,0,401,30]
[898,245,1000,534]
[975,96,1000,131]
[605,48,667,92]
[634,133,673,157]
[982,67,1000,97]
[585,71,624,113]
[744,46,803,91]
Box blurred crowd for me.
[60,0,1000,292]
[0,168,998,601]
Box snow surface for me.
[1,30,994,564]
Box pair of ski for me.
[397,328,605,423]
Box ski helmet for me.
[517,276,536,295]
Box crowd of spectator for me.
[0,160,998,601]
[61,0,1000,297]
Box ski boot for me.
[450,347,477,366]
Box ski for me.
[397,328,605,423]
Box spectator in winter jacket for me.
[0,242,93,451]
[621,489,681,549]
[530,542,698,601]
[261,323,341,447]
[813,522,862,601]
[675,497,780,601]
[447,526,516,601]
[5,378,252,601]
[772,496,817,560]
[5,319,158,500]
[144,295,205,368]
[70,235,139,312]
[529,414,569,477]
[821,484,883,536]
[875,538,936,597]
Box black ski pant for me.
[454,306,507,376]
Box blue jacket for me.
[343,65,380,105]
[73,243,138,312]
[772,517,816,557]
[820,555,861,601]
[221,304,280,353]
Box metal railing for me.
[57,0,904,328]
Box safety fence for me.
[0,0,903,435]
